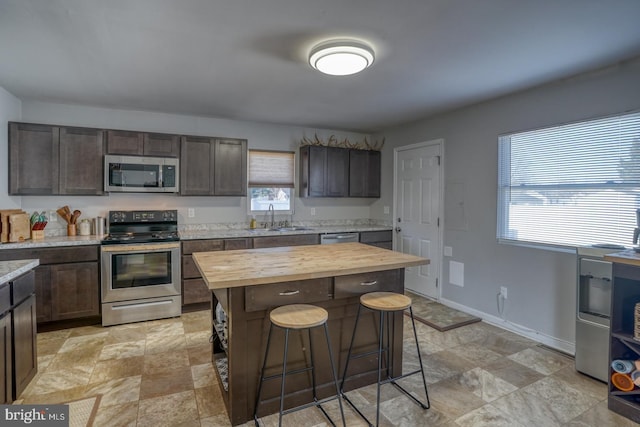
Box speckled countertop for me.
[179,224,392,240]
[0,259,39,284]
[0,224,392,249]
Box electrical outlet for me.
[188,208,195,218]
[310,208,316,216]
[444,246,453,257]
[500,286,508,299]
[49,210,57,222]
[384,206,390,214]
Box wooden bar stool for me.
[340,292,430,426]
[254,304,346,427]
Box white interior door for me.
[394,140,442,299]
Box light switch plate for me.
[384,206,390,214]
[444,246,453,257]
[310,208,316,216]
[188,208,195,218]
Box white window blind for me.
[248,150,295,187]
[498,111,640,248]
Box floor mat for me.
[405,290,481,331]
[66,395,101,427]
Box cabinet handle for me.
[279,290,300,296]
[360,280,378,286]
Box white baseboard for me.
[439,297,576,356]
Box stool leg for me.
[279,327,290,427]
[409,306,430,409]
[323,323,346,427]
[254,322,275,426]
[339,303,362,393]
[308,327,317,401]
[375,310,385,427]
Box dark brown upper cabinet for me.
[349,149,381,198]
[299,146,349,197]
[180,136,247,196]
[59,127,105,195]
[9,122,104,195]
[106,130,179,157]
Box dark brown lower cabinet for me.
[12,294,37,399]
[0,312,11,404]
[0,246,100,326]
[0,269,37,403]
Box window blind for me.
[497,111,640,248]
[248,150,295,187]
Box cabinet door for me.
[50,263,99,320]
[326,147,349,197]
[349,150,381,198]
[214,138,247,196]
[8,122,59,195]
[59,127,105,195]
[180,136,215,195]
[299,145,326,197]
[106,130,144,155]
[143,133,180,157]
[12,294,36,399]
[34,266,52,323]
[0,313,11,404]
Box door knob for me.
[395,227,402,232]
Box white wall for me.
[375,56,640,352]
[0,87,22,209]
[10,101,379,232]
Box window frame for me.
[247,149,296,215]
[497,110,640,250]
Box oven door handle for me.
[112,299,174,310]
[101,242,181,252]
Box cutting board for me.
[8,213,31,242]
[0,209,24,243]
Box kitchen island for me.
[192,242,428,425]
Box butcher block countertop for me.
[604,250,640,267]
[193,242,429,289]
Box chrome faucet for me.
[268,204,275,228]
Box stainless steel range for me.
[101,210,181,326]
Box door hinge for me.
[436,278,439,288]
[437,217,440,227]
[436,155,441,166]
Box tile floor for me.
[15,309,636,426]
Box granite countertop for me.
[0,259,40,285]
[179,224,392,240]
[0,225,392,249]
[0,235,104,250]
[604,250,640,267]
[192,242,427,289]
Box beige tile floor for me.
[15,309,636,427]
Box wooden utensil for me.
[56,207,71,224]
[71,210,81,224]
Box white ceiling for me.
[1,0,640,133]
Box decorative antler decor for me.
[300,133,385,151]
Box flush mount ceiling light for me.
[309,40,375,76]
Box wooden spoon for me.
[71,210,81,224]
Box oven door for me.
[101,242,181,303]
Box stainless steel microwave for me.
[104,155,179,193]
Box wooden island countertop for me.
[192,242,428,289]
[604,250,640,267]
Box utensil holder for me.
[31,230,45,240]
[67,224,77,236]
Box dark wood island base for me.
[193,243,428,425]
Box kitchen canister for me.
[79,219,91,236]
[93,217,105,236]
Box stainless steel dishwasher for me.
[320,232,359,244]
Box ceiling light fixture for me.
[309,40,375,76]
